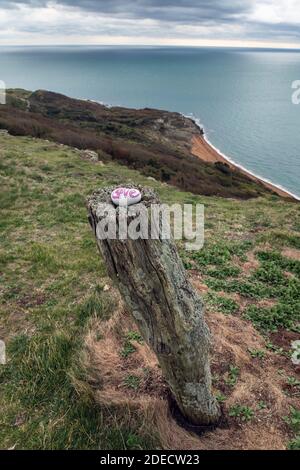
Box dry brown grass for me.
[241,250,260,274]
[282,247,300,261]
[80,287,299,450]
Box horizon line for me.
[1,43,300,51]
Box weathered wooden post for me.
[87,185,220,427]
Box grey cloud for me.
[0,0,255,23]
[0,0,299,44]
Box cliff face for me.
[0,88,272,199]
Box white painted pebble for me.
[111,187,142,206]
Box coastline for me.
[191,133,299,202]
[7,89,300,201]
[85,102,299,201]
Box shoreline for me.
[85,101,299,201]
[43,94,299,201]
[191,132,299,202]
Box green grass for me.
[77,285,114,326]
[0,324,151,449]
[0,134,299,449]
[0,136,163,450]
[258,232,300,250]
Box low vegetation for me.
[0,134,299,450]
[0,89,274,199]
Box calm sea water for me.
[0,46,299,197]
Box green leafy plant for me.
[215,392,227,403]
[253,262,285,286]
[257,251,300,278]
[287,377,300,388]
[284,407,300,434]
[120,341,136,358]
[206,278,272,299]
[206,265,241,280]
[205,292,238,315]
[192,243,232,267]
[120,331,143,358]
[288,436,300,450]
[229,405,254,422]
[248,348,265,359]
[257,401,267,410]
[125,331,143,343]
[244,303,299,333]
[265,342,286,356]
[224,365,239,387]
[124,375,141,391]
[285,408,300,451]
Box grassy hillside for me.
[0,89,273,199]
[0,134,299,450]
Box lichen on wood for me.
[87,185,220,426]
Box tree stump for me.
[87,185,220,426]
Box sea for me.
[0,45,299,197]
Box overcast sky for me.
[0,0,300,48]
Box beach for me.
[191,134,298,201]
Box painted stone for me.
[111,187,142,206]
